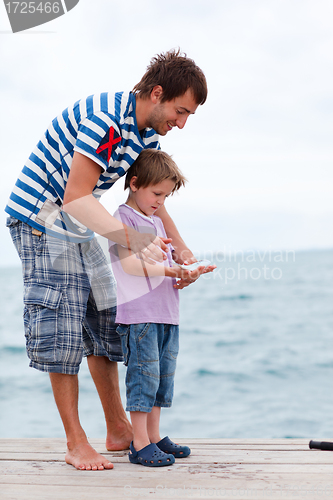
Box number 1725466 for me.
[5,2,61,14]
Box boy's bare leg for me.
[130,411,150,451]
[49,372,114,470]
[130,407,161,451]
[147,406,162,443]
[87,355,133,451]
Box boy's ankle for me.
[149,434,162,444]
[133,438,150,451]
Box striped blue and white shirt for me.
[5,92,160,242]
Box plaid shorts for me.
[7,216,123,374]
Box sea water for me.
[0,249,332,439]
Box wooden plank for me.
[0,437,312,446]
[0,442,312,452]
[1,483,331,500]
[0,468,332,485]
[1,450,333,464]
[1,460,333,475]
[0,438,314,460]
[0,438,314,449]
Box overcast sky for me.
[1,0,332,266]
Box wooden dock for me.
[1,438,332,499]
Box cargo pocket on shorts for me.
[134,323,160,379]
[116,324,130,366]
[23,281,63,364]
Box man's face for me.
[147,89,199,136]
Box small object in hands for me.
[309,440,333,451]
[178,259,211,271]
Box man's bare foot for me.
[65,441,114,470]
[106,422,133,451]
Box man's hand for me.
[125,230,171,264]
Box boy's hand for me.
[164,265,192,279]
[173,263,216,289]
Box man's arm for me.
[62,152,168,263]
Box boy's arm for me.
[155,205,217,288]
[154,205,195,264]
[117,245,191,279]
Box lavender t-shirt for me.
[109,204,179,325]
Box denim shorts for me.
[116,322,179,412]
[7,216,123,374]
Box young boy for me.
[109,149,208,467]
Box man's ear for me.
[151,85,163,104]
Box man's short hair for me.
[125,149,187,194]
[132,49,207,105]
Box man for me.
[5,49,209,470]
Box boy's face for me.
[128,178,176,217]
[147,88,199,136]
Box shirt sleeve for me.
[74,113,122,172]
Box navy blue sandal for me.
[128,442,175,467]
[156,436,191,458]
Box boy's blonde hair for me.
[125,149,187,194]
